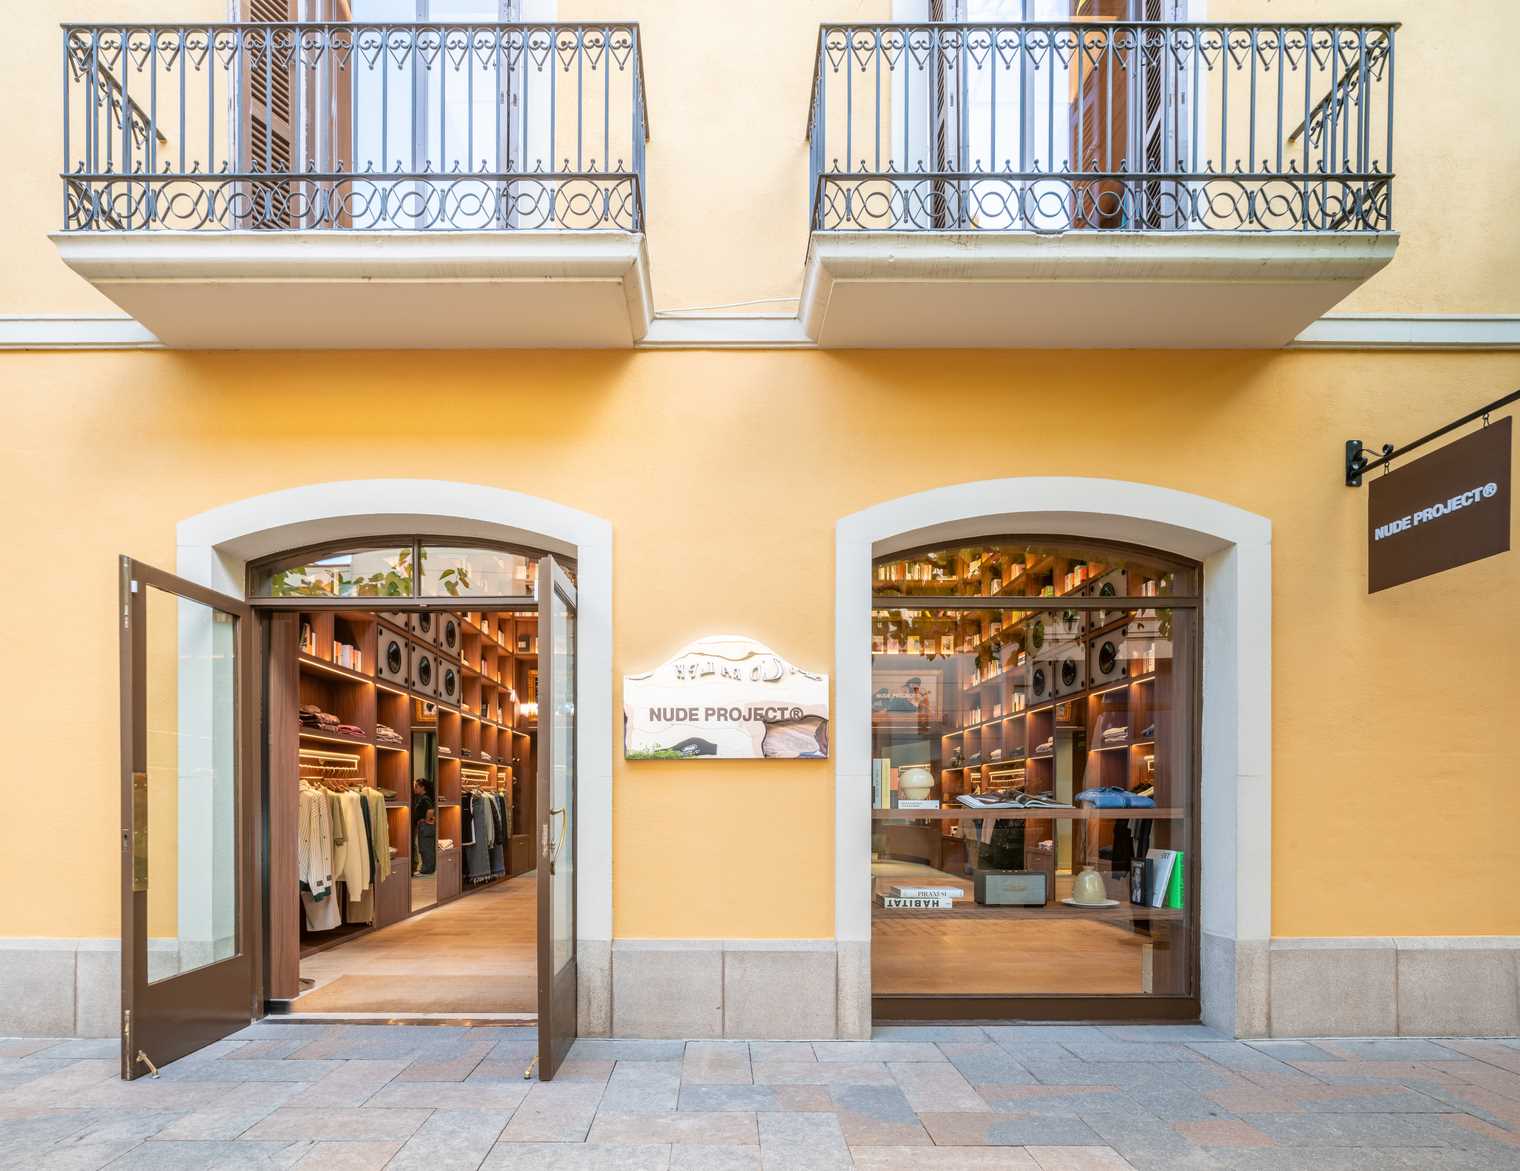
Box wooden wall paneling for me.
[265,613,302,1001]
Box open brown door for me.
[119,558,259,1080]
[536,556,578,1080]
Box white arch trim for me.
[175,479,615,965]
[835,476,1271,1036]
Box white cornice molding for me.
[0,314,161,349]
[1,310,1517,352]
[1289,313,1520,350]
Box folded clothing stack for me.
[298,704,339,730]
[437,838,454,850]
[1101,724,1129,744]
[334,723,364,738]
[1073,786,1156,809]
[376,723,404,744]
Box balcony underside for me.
[49,231,653,349]
[800,231,1399,349]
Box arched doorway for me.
[118,481,611,1081]
[834,477,1271,1037]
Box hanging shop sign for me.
[624,635,829,760]
[1366,416,1511,593]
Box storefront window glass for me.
[420,546,536,598]
[254,546,414,598]
[871,541,1198,1010]
[874,541,1195,601]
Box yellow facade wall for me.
[7,0,1520,318]
[2,346,1518,944]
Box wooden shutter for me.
[1070,3,1130,229]
[240,0,353,229]
[241,0,299,229]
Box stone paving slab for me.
[3,1024,1520,1168]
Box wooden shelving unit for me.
[267,604,540,1001]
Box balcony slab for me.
[49,230,652,349]
[800,230,1398,349]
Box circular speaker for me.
[444,668,457,699]
[417,656,433,687]
[1029,620,1045,652]
[1099,580,1116,598]
[417,612,434,636]
[385,640,403,674]
[1061,658,1078,687]
[1032,666,1048,696]
[444,619,458,651]
[1098,641,1118,675]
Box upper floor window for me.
[808,4,1395,232]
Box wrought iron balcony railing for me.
[62,21,649,232]
[807,21,1396,233]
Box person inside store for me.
[412,778,435,876]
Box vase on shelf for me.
[897,764,934,801]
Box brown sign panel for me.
[1368,416,1511,593]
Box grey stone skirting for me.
[6,935,1518,1039]
[605,940,871,1041]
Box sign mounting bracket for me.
[1346,388,1520,487]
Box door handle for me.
[130,771,148,892]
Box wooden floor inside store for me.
[873,918,1148,996]
[291,873,536,1014]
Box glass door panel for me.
[536,555,577,1079]
[121,558,257,1080]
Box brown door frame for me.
[119,557,262,1080]
[536,555,578,1080]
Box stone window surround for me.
[834,476,1274,1037]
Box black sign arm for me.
[1346,387,1520,487]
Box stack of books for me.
[878,884,966,910]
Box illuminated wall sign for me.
[624,635,829,760]
[1368,416,1511,593]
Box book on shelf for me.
[878,895,954,910]
[1144,848,1182,908]
[890,885,965,900]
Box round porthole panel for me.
[417,656,433,687]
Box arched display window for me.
[870,538,1200,1021]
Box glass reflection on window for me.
[258,547,413,598]
[420,547,536,598]
[870,546,1195,1003]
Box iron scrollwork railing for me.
[807,21,1397,233]
[62,22,649,232]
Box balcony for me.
[800,21,1400,349]
[51,21,651,348]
